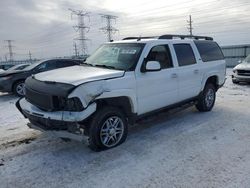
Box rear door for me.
[173,43,202,100]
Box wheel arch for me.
[12,79,26,92]
[201,75,219,92]
[95,96,136,124]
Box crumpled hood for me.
[34,65,125,86]
[234,62,250,71]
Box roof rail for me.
[122,35,213,41]
[159,34,213,41]
[122,36,156,41]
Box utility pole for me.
[28,51,32,62]
[100,14,119,42]
[187,15,193,36]
[73,42,79,57]
[69,9,90,56]
[4,40,14,61]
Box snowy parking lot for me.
[0,69,250,188]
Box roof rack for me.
[159,34,213,41]
[122,34,213,41]
[122,36,157,41]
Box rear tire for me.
[196,83,216,112]
[13,81,25,97]
[88,106,128,151]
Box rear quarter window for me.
[174,44,196,66]
[194,41,224,62]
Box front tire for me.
[13,81,25,97]
[88,106,128,151]
[196,83,216,112]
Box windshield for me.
[23,61,43,71]
[85,43,145,71]
[243,54,250,63]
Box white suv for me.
[17,35,226,151]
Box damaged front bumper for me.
[16,98,97,141]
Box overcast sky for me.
[0,0,250,60]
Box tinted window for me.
[147,45,173,69]
[194,41,224,62]
[35,62,48,72]
[174,44,196,66]
[58,60,79,68]
[46,61,58,70]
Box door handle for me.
[194,69,199,74]
[171,73,178,78]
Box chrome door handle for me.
[171,73,178,78]
[194,69,199,74]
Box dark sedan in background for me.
[0,59,82,96]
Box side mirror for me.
[238,60,242,64]
[145,61,161,72]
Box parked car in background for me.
[0,59,82,96]
[232,54,250,84]
[6,64,30,71]
[16,34,226,151]
[0,64,15,70]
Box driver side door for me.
[136,44,179,115]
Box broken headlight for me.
[59,97,83,112]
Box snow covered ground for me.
[0,69,250,188]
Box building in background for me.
[221,44,250,67]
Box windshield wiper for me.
[82,62,94,67]
[94,64,117,70]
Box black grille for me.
[237,70,250,76]
[25,87,55,111]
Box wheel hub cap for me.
[205,88,215,107]
[100,116,124,147]
[17,83,25,96]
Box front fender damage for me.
[68,80,108,108]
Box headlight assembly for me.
[61,97,83,111]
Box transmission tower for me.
[187,15,193,36]
[28,51,32,62]
[73,42,79,57]
[4,40,14,61]
[100,14,119,42]
[69,9,90,56]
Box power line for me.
[100,14,118,42]
[69,9,90,56]
[4,40,14,61]
[187,15,193,36]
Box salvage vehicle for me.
[232,54,250,84]
[16,35,226,151]
[0,59,82,96]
